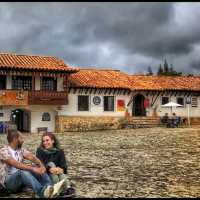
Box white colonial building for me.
[0,53,200,133]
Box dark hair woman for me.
[36,133,74,196]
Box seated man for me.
[0,130,66,198]
[161,113,169,126]
[171,113,180,128]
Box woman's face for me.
[42,135,54,149]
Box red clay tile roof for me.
[130,75,200,91]
[68,68,132,89]
[68,69,200,91]
[0,53,79,72]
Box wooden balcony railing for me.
[0,90,28,106]
[28,90,68,105]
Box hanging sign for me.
[186,97,191,104]
[117,99,125,111]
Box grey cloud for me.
[0,2,199,74]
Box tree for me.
[147,66,153,75]
[163,59,169,73]
[157,61,182,76]
[157,64,163,75]
[169,64,173,73]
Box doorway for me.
[11,109,31,132]
[132,94,146,116]
[0,75,6,89]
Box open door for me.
[11,109,31,132]
[132,94,146,116]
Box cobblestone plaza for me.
[1,127,200,198]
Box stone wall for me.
[55,116,200,133]
[55,116,122,132]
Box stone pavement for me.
[1,127,200,198]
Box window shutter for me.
[191,97,198,107]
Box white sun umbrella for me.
[161,101,183,116]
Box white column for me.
[35,76,40,90]
[6,75,12,89]
[57,77,64,91]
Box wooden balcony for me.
[28,90,68,105]
[0,90,28,106]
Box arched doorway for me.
[132,94,146,116]
[11,109,31,132]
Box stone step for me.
[122,117,161,129]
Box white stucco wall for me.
[150,95,200,117]
[29,105,57,133]
[58,92,131,117]
[127,92,200,117]
[58,91,200,118]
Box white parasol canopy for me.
[161,101,183,107]
[161,101,183,116]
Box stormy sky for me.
[0,2,200,74]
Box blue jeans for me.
[5,170,53,197]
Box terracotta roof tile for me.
[129,75,200,91]
[0,53,79,72]
[68,68,132,89]
[68,69,200,91]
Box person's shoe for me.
[43,185,54,198]
[51,178,67,198]
[60,186,76,197]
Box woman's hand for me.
[56,167,63,174]
[49,167,63,175]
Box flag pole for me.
[187,104,190,127]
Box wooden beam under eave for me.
[117,90,120,95]
[123,90,127,95]
[73,88,77,94]
[113,90,117,95]
[104,89,108,95]
[78,88,82,94]
[98,89,102,95]
[68,88,71,93]
[94,88,97,95]
[89,88,93,94]
[108,89,113,95]
[187,91,192,97]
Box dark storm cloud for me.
[0,2,200,74]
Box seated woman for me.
[36,132,75,197]
[162,113,169,123]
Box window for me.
[191,97,198,107]
[177,97,184,106]
[12,76,32,90]
[41,77,57,91]
[0,75,6,90]
[78,95,89,111]
[161,97,169,105]
[104,96,115,111]
[42,112,51,121]
[0,113,3,117]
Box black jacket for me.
[36,147,68,174]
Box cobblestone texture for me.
[1,127,200,198]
